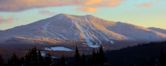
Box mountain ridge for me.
[0,14,166,48]
[149,27,166,34]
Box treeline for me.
[0,41,166,66]
[107,41,166,66]
[0,46,109,66]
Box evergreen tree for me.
[8,54,20,66]
[37,50,44,66]
[92,49,97,66]
[0,55,4,66]
[44,53,52,66]
[19,57,25,66]
[159,49,166,66]
[74,46,81,66]
[59,56,66,66]
[81,54,86,66]
[24,47,43,66]
[98,45,105,66]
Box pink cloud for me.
[83,0,102,6]
[0,0,124,12]
[0,0,80,11]
[79,0,124,12]
[79,7,97,13]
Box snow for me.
[110,40,114,44]
[43,20,67,40]
[0,14,166,48]
[41,51,58,58]
[108,22,166,41]
[74,21,97,48]
[41,51,47,56]
[45,46,73,51]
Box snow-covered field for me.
[45,46,73,51]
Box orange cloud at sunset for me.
[0,0,79,11]
[79,0,124,12]
[107,0,124,7]
[83,0,102,6]
[80,7,97,13]
[139,3,153,8]
[0,0,125,12]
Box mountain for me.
[0,14,166,48]
[108,22,166,41]
[149,27,166,34]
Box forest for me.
[0,41,166,66]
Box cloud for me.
[79,0,124,12]
[0,17,13,23]
[138,0,161,9]
[79,7,97,13]
[0,0,124,12]
[39,10,55,16]
[138,3,153,8]
[107,0,124,7]
[83,0,102,6]
[0,0,79,11]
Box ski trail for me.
[54,32,67,40]
[43,22,67,40]
[85,18,100,44]
[74,20,99,48]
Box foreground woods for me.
[0,41,166,66]
[0,46,107,66]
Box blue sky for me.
[0,0,165,30]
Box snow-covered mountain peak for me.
[52,14,100,21]
[0,14,166,48]
[50,14,74,20]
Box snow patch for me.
[45,46,73,51]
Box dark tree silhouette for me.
[8,54,20,66]
[159,49,166,66]
[98,45,105,66]
[80,54,86,66]
[74,46,81,66]
[92,49,97,66]
[24,47,43,66]
[59,56,66,66]
[44,53,52,66]
[0,55,4,66]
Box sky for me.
[0,0,165,30]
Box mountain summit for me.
[0,14,166,48]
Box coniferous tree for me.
[80,54,86,66]
[44,53,52,66]
[159,49,166,66]
[0,55,4,66]
[8,54,20,66]
[74,46,81,66]
[59,56,66,66]
[98,45,105,66]
[19,57,25,66]
[24,47,43,66]
[92,49,97,66]
[37,50,44,66]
